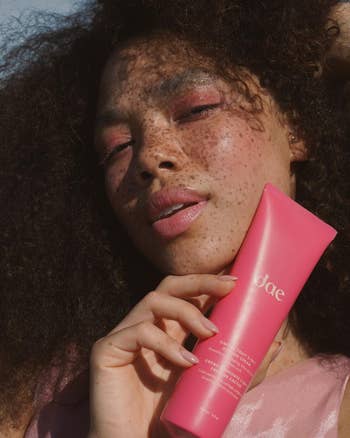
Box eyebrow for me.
[152,67,217,98]
[95,109,123,127]
[96,67,218,127]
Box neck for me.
[266,320,309,378]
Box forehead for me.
[98,36,218,106]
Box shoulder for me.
[338,377,350,438]
[25,370,89,438]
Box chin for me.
[149,242,238,276]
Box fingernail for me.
[180,348,199,364]
[201,318,219,333]
[219,275,238,281]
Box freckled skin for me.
[95,35,303,275]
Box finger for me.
[90,321,199,370]
[111,291,220,338]
[113,274,236,332]
[156,274,237,298]
[186,294,217,314]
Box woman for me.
[0,1,349,437]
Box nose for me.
[135,124,187,184]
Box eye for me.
[99,140,134,167]
[176,103,221,123]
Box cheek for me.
[104,173,138,231]
[104,150,133,199]
[185,116,265,179]
[104,165,141,232]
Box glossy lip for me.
[148,187,209,240]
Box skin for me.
[96,36,305,275]
[3,10,350,434]
[89,35,312,438]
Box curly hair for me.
[0,0,349,427]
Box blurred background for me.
[0,0,79,24]
[0,0,85,62]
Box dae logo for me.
[254,273,285,302]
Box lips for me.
[147,187,208,239]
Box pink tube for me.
[161,183,337,438]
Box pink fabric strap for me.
[223,355,350,437]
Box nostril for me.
[139,160,175,181]
[159,161,175,169]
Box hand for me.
[88,274,236,438]
[88,274,284,438]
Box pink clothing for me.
[223,355,350,438]
[25,371,89,438]
[25,355,350,437]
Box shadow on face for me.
[95,34,307,275]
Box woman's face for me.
[95,36,305,275]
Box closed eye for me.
[99,140,134,167]
[177,103,221,123]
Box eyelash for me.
[100,140,134,167]
[176,103,220,123]
[100,103,220,167]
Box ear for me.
[288,133,308,162]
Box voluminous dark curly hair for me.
[0,0,349,427]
